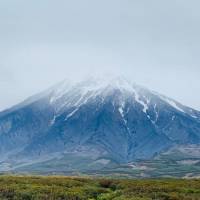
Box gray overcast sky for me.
[0,0,200,111]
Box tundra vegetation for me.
[0,176,199,199]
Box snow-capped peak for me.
[76,75,135,92]
[50,76,136,104]
[46,76,199,122]
[48,76,152,120]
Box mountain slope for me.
[0,77,200,173]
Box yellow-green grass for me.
[0,175,199,199]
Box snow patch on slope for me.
[50,80,72,104]
[151,104,159,124]
[118,101,127,124]
[158,95,185,113]
[132,88,149,113]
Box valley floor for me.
[0,175,199,199]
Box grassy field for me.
[0,176,199,199]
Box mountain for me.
[0,76,200,177]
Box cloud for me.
[0,0,200,110]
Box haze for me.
[0,0,200,111]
